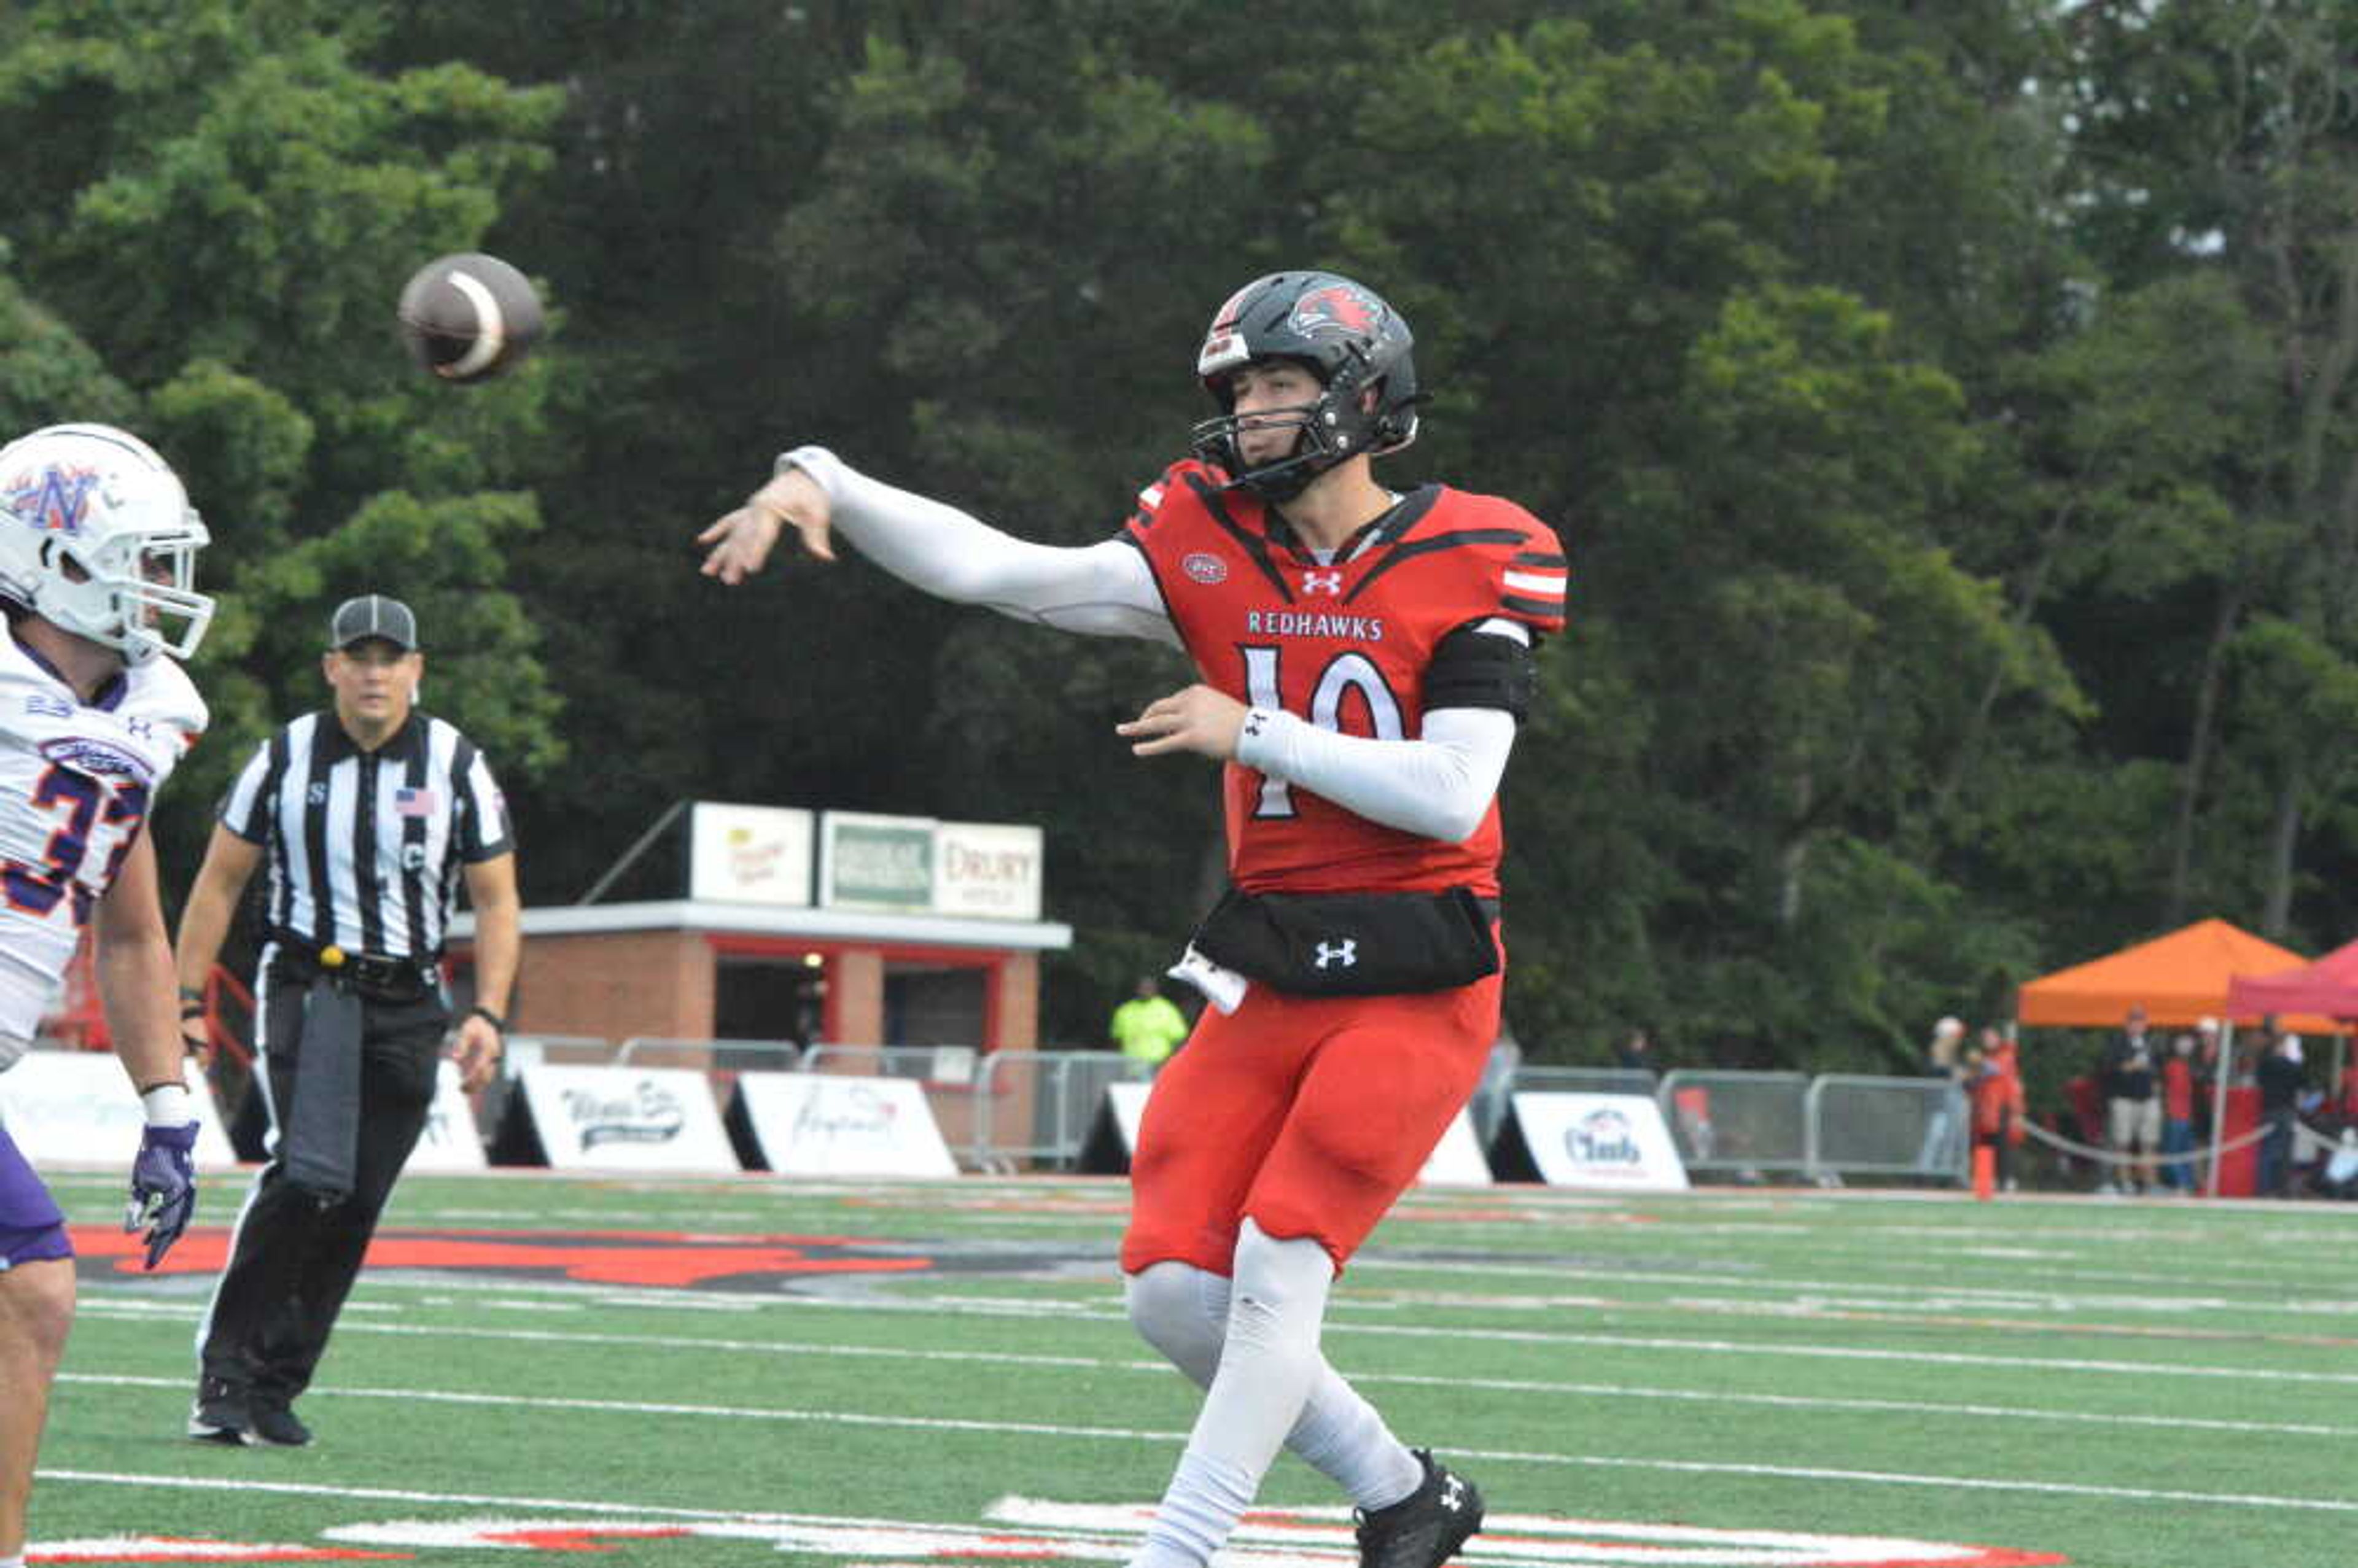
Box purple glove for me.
[124,1121,198,1270]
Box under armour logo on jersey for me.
[1301,569,1342,595]
[1313,939,1357,969]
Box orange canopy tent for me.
[2015,917,2335,1032]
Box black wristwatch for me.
[469,1004,508,1034]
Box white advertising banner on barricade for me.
[734,1073,958,1178]
[515,1065,737,1173]
[1103,1082,1489,1187]
[1417,1109,1493,1186]
[1510,1092,1690,1191]
[403,1059,487,1173]
[0,1050,239,1166]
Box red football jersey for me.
[1123,459,1566,898]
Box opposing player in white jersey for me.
[0,424,211,1568]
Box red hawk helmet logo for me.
[1288,283,1380,340]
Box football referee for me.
[173,594,519,1447]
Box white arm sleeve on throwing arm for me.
[779,446,1178,646]
[1235,702,1519,844]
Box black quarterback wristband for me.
[469,1004,508,1034]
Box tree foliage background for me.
[6,0,2357,1074]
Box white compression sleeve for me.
[779,446,1177,645]
[1234,702,1517,842]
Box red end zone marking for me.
[68,1227,935,1287]
[483,1529,693,1552]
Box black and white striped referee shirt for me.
[218,711,512,964]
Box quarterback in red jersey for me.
[701,271,1562,1568]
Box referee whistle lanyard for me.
[282,958,365,1208]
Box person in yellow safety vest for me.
[1110,975,1190,1069]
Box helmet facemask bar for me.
[1189,344,1420,502]
[34,507,212,664]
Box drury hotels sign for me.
[822,810,1045,921]
[689,802,1043,921]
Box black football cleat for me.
[243,1400,314,1448]
[1355,1449,1484,1568]
[187,1376,250,1444]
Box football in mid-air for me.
[396,252,543,383]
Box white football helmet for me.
[0,423,213,664]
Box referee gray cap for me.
[329,594,419,651]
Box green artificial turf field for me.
[25,1168,2353,1567]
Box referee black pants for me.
[197,974,446,1405]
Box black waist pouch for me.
[1191,885,1500,998]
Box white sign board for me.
[514,1065,737,1173]
[734,1073,958,1178]
[933,821,1045,922]
[1416,1109,1493,1186]
[0,1050,239,1166]
[1509,1092,1690,1191]
[690,802,815,906]
[1104,1080,1152,1156]
[403,1059,487,1172]
[1103,1082,1488,1187]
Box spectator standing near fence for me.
[1110,976,1191,1072]
[174,595,519,1446]
[1917,1016,1967,1179]
[2158,1031,2199,1193]
[2099,1004,2160,1195]
[2255,1032,2305,1199]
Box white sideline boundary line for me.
[77,1297,2358,1388]
[41,1433,2358,1516]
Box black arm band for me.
[1422,623,1536,721]
[469,1004,508,1034]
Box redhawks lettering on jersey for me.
[1123,459,1565,897]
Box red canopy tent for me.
[2224,936,2358,1020]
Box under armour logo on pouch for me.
[1313,939,1357,969]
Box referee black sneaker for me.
[186,1377,250,1444]
[244,1400,314,1448]
[1355,1449,1484,1568]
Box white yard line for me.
[39,1428,2358,1516]
[79,1292,2358,1387]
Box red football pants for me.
[1119,966,1502,1277]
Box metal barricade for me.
[971,1049,1155,1172]
[618,1036,802,1071]
[1512,1065,1660,1097]
[1654,1069,1812,1176]
[1807,1074,1967,1184]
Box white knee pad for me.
[1125,1260,1230,1387]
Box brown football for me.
[396,252,544,383]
